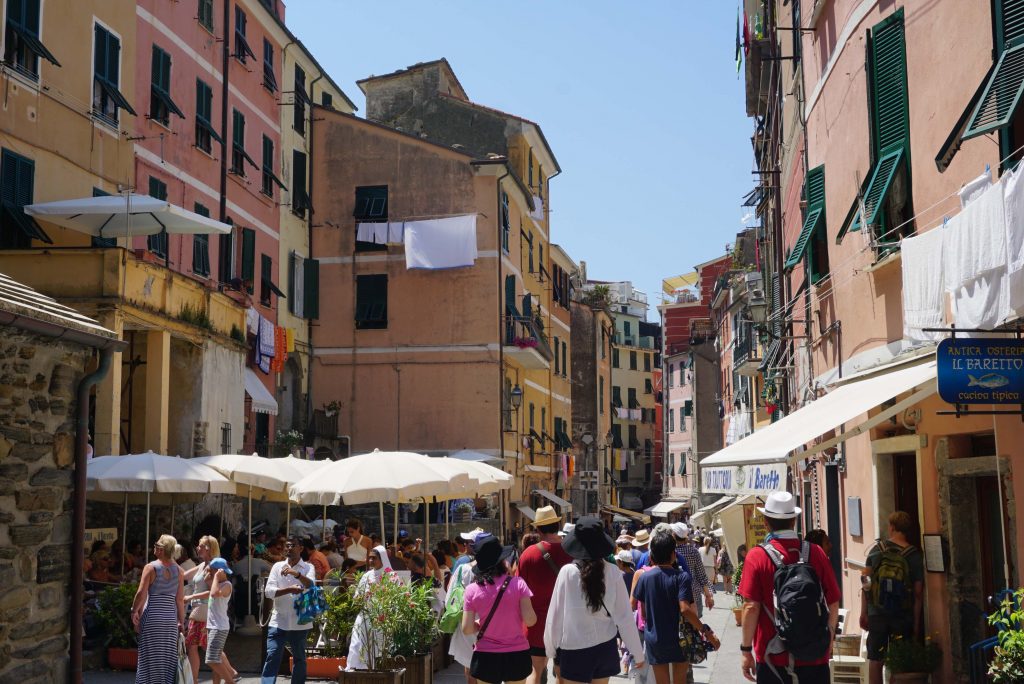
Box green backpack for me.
[870,541,914,615]
[439,569,466,634]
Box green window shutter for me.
[684,399,693,417]
[785,209,820,270]
[303,257,320,320]
[240,227,255,291]
[851,146,905,232]
[786,165,826,270]
[963,42,1024,141]
[868,10,909,158]
[997,0,1024,50]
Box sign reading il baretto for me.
[937,338,1024,404]
[701,463,787,495]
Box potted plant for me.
[731,562,744,626]
[295,581,362,678]
[392,580,440,684]
[94,582,139,670]
[338,570,408,684]
[988,588,1024,683]
[324,400,342,417]
[884,635,941,683]
[276,429,305,456]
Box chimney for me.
[357,59,468,124]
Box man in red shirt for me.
[738,492,840,684]
[516,505,572,684]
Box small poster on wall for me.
[743,504,769,550]
[923,535,946,573]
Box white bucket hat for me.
[757,491,802,520]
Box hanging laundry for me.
[272,326,287,372]
[950,271,1009,330]
[256,314,274,374]
[530,197,544,222]
[959,171,992,207]
[900,227,946,342]
[246,306,259,335]
[1003,165,1024,315]
[616,407,630,420]
[942,177,1006,290]
[356,222,388,244]
[403,214,478,269]
[285,328,295,353]
[735,6,743,73]
[386,222,405,244]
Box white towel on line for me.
[900,227,946,342]
[1003,164,1024,315]
[404,214,478,270]
[356,222,390,244]
[959,171,992,208]
[386,222,404,244]
[950,269,1009,332]
[942,177,1007,290]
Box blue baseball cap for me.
[208,557,232,575]
[398,529,409,539]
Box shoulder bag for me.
[475,576,512,646]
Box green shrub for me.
[94,583,139,649]
[989,588,1024,683]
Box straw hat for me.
[631,529,651,547]
[533,505,562,527]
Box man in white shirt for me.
[261,536,316,684]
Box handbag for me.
[474,576,512,646]
[677,620,713,664]
[176,633,194,684]
[439,568,466,633]
[294,585,327,625]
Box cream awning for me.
[534,488,572,511]
[688,495,735,529]
[701,359,936,468]
[600,504,651,525]
[514,502,536,521]
[646,500,689,518]
[244,368,279,416]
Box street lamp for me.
[510,384,523,411]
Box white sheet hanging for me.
[959,171,992,207]
[403,214,478,269]
[1004,166,1024,316]
[900,227,946,342]
[943,177,1007,290]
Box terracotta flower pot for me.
[107,647,138,671]
[293,656,347,678]
[732,607,743,626]
[337,667,406,684]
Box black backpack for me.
[760,541,831,667]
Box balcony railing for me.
[503,314,554,369]
[734,334,762,376]
[689,317,714,344]
[310,409,339,439]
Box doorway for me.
[892,452,921,547]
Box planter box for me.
[430,639,444,673]
[400,653,431,684]
[107,647,138,671]
[337,668,406,684]
[293,656,347,679]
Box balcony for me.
[310,409,339,439]
[734,334,762,376]
[689,317,715,344]
[503,314,553,370]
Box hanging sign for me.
[701,463,786,495]
[937,338,1024,405]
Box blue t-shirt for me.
[621,568,636,593]
[633,566,694,664]
[637,550,691,576]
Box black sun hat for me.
[562,516,615,561]
[472,534,515,575]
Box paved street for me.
[83,594,747,684]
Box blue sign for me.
[937,338,1024,404]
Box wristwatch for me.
[740,645,753,653]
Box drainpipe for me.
[496,166,510,536]
[306,72,323,435]
[70,348,116,684]
[218,0,230,223]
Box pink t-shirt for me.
[463,574,533,653]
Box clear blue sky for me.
[287,1,753,320]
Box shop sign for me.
[84,527,118,544]
[743,504,769,550]
[701,463,786,495]
[937,338,1024,404]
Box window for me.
[93,24,135,125]
[233,5,255,63]
[683,399,693,417]
[354,185,387,252]
[149,46,183,127]
[527,148,533,187]
[599,377,604,414]
[287,252,319,319]
[668,363,674,388]
[785,164,829,285]
[680,365,687,386]
[502,378,513,431]
[612,348,619,368]
[261,135,285,197]
[644,353,651,372]
[355,274,388,329]
[292,149,309,218]
[629,351,637,370]
[231,109,256,176]
[669,409,675,432]
[624,321,631,337]
[146,177,167,257]
[198,0,214,30]
[554,336,560,374]
[0,148,49,248]
[261,39,277,92]
[541,407,547,437]
[680,409,686,432]
[561,340,567,377]
[644,378,652,394]
[293,65,307,134]
[527,231,534,273]
[500,191,510,252]
[601,328,607,358]
[628,425,639,449]
[612,386,622,408]
[4,0,59,79]
[192,203,210,276]
[611,423,623,449]
[321,92,333,108]
[538,244,544,280]
[791,0,802,67]
[240,226,255,293]
[259,253,284,305]
[194,79,221,154]
[627,388,638,409]
[645,462,652,481]
[218,220,234,284]
[529,403,535,430]
[839,9,911,250]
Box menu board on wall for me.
[743,504,769,550]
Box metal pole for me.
[445,500,450,539]
[322,504,327,542]
[219,494,224,541]
[170,500,175,538]
[379,501,386,546]
[145,491,151,561]
[247,484,253,617]
[122,493,128,566]
[286,499,291,534]
[393,503,398,547]
[424,498,429,550]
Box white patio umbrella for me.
[289,449,477,545]
[24,193,232,238]
[87,451,235,557]
[449,449,505,465]
[427,457,513,542]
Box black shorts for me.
[866,614,913,661]
[756,663,830,684]
[471,649,533,683]
[557,637,620,683]
[527,646,560,665]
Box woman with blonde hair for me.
[131,534,185,683]
[183,536,239,684]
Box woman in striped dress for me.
[131,534,185,684]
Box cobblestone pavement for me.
[84,592,749,684]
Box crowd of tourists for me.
[113,493,925,684]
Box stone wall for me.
[0,327,92,683]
